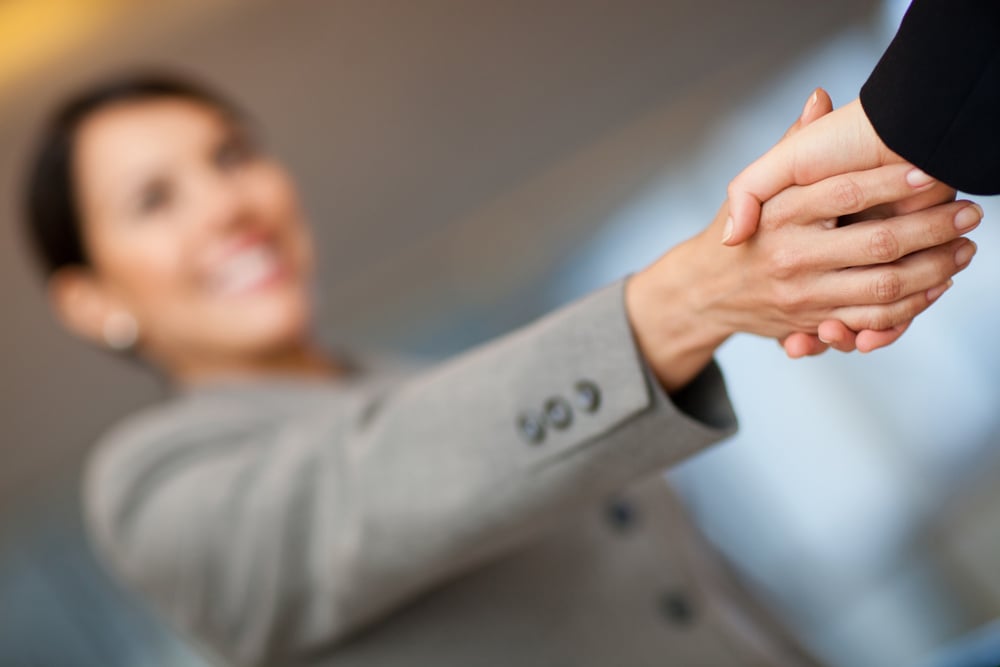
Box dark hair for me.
[23,71,245,277]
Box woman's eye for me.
[215,135,255,170]
[136,181,172,215]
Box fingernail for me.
[721,216,734,244]
[800,90,818,121]
[926,279,953,302]
[954,241,977,267]
[818,334,832,344]
[954,203,984,231]
[905,168,934,188]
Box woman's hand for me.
[780,174,960,357]
[624,167,980,394]
[773,89,960,358]
[723,96,901,247]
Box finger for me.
[855,321,911,354]
[781,88,834,140]
[816,320,858,352]
[843,182,959,226]
[763,163,940,230]
[879,182,957,218]
[838,182,956,226]
[725,99,888,246]
[817,201,982,271]
[723,89,833,245]
[801,88,834,126]
[834,279,955,332]
[782,332,830,358]
[820,237,974,308]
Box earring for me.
[102,311,139,351]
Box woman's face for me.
[72,97,314,370]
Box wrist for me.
[624,234,733,394]
[847,97,898,166]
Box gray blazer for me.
[84,280,824,666]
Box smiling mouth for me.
[208,243,287,297]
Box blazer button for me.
[658,590,695,627]
[605,498,636,532]
[573,380,601,413]
[543,397,573,429]
[516,411,546,445]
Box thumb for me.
[726,98,888,246]
[783,88,833,140]
[723,88,833,246]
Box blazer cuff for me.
[860,0,1000,195]
[514,277,737,471]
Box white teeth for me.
[210,246,280,296]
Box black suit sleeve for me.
[860,0,1000,195]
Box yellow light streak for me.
[0,0,128,92]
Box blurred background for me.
[1,1,998,665]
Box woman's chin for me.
[245,304,313,351]
[198,291,315,356]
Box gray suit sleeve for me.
[84,278,737,665]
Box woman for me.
[23,73,979,666]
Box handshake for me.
[625,89,982,394]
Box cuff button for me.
[573,380,601,413]
[516,411,546,445]
[606,498,637,532]
[659,590,695,627]
[544,397,573,429]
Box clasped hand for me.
[726,88,985,358]
[625,90,980,393]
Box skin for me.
[626,166,978,392]
[49,96,978,395]
[725,96,900,247]
[50,97,337,384]
[623,89,979,392]
[773,89,961,357]
[723,90,976,357]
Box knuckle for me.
[832,177,865,213]
[772,283,800,310]
[778,283,813,311]
[867,228,901,262]
[871,271,903,303]
[769,246,803,278]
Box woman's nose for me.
[192,174,249,234]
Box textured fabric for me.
[83,279,820,666]
[860,0,1000,195]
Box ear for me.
[48,267,122,346]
